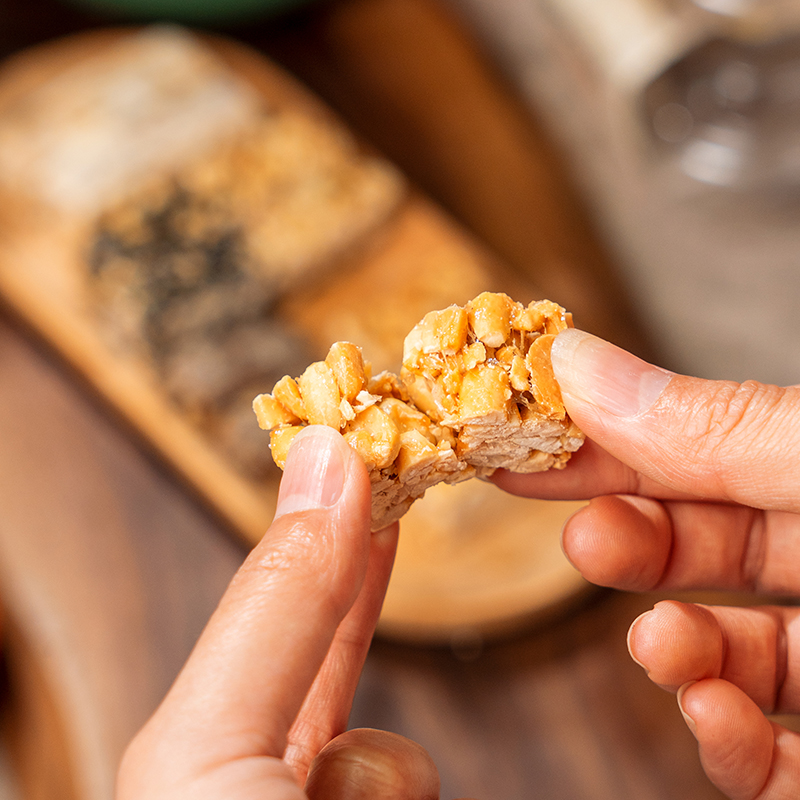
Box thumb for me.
[551,329,800,512]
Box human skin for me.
[116,425,467,800]
[118,328,800,800]
[494,328,800,800]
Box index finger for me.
[492,438,701,503]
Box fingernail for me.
[677,681,698,738]
[551,329,673,418]
[274,426,345,518]
[627,610,653,671]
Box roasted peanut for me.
[298,361,343,429]
[395,429,439,479]
[511,302,544,333]
[344,404,400,470]
[468,291,512,348]
[253,393,299,430]
[273,375,307,420]
[404,305,468,361]
[526,334,565,417]
[458,362,512,422]
[269,425,304,468]
[325,341,367,401]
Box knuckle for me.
[240,517,358,616]
[697,380,768,439]
[682,380,787,476]
[242,519,327,587]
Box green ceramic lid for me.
[67,0,312,24]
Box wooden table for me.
[0,1,727,797]
[0,307,728,800]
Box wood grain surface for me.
[0,1,731,798]
[0,19,601,641]
[0,307,727,799]
[353,592,728,800]
[0,311,246,800]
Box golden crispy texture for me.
[255,344,470,529]
[402,294,584,475]
[254,293,584,529]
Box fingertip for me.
[627,601,722,691]
[362,521,400,609]
[626,610,652,673]
[550,329,672,420]
[560,495,670,590]
[555,333,800,510]
[275,426,348,519]
[678,679,774,799]
[371,521,400,551]
[305,728,440,800]
[272,425,373,539]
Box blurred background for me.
[0,0,798,797]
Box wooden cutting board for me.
[0,16,596,644]
[0,25,520,536]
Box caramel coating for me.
[254,293,583,529]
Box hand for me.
[494,329,800,800]
[116,425,443,800]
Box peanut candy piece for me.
[400,292,582,474]
[254,293,583,530]
[254,340,470,529]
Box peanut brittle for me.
[254,294,584,530]
[254,342,471,529]
[401,292,584,474]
